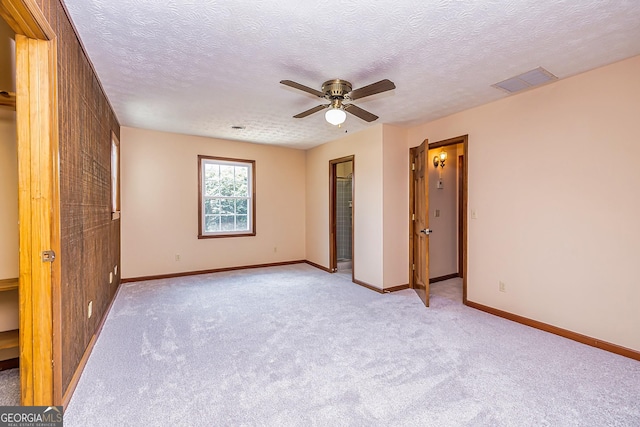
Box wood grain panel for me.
[32,0,122,402]
[56,0,120,399]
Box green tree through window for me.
[198,156,255,237]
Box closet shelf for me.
[0,329,19,351]
[0,91,16,111]
[0,278,18,292]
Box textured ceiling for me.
[62,0,640,149]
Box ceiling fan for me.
[280,78,396,125]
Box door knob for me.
[420,229,433,235]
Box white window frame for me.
[198,155,256,238]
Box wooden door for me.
[410,140,430,306]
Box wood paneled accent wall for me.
[32,0,120,399]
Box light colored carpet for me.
[65,264,640,426]
[0,368,19,406]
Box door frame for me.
[329,155,354,279]
[425,135,468,303]
[0,0,61,405]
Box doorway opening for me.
[329,156,354,280]
[410,135,468,306]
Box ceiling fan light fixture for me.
[325,107,346,126]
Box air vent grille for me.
[492,67,558,94]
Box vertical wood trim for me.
[408,147,416,290]
[462,138,468,303]
[49,37,62,405]
[350,158,355,283]
[15,34,34,406]
[458,155,464,279]
[329,162,337,273]
[16,33,55,406]
[30,36,53,406]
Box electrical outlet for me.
[499,281,506,292]
[472,209,478,219]
[88,301,93,318]
[175,254,181,262]
[435,209,440,218]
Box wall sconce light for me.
[433,150,447,169]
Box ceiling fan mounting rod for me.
[322,79,352,100]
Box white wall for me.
[382,125,409,287]
[408,55,640,352]
[121,127,306,278]
[306,125,384,287]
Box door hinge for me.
[412,213,415,221]
[412,264,415,271]
[411,163,415,171]
[42,250,56,263]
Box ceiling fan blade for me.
[280,80,325,98]
[343,104,379,122]
[349,79,396,100]
[293,104,329,118]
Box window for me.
[198,155,256,238]
[111,132,120,220]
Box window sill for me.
[198,231,255,239]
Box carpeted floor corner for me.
[64,264,640,426]
[0,368,19,406]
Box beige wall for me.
[306,125,384,287]
[428,143,461,278]
[408,55,640,352]
[0,13,16,280]
[0,110,17,279]
[382,125,409,287]
[0,109,18,361]
[0,16,18,361]
[120,127,306,278]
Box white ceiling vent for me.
[492,67,558,94]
